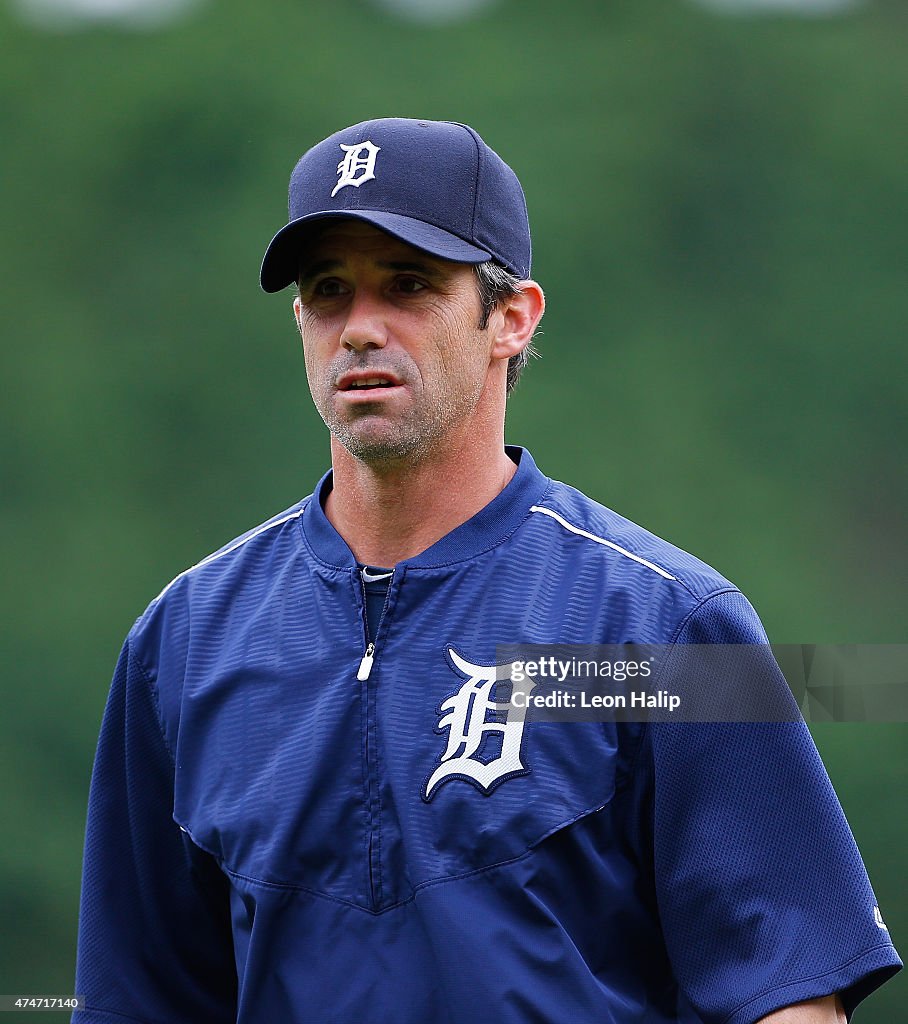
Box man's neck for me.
[324,438,518,567]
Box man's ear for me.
[292,295,304,337]
[489,281,545,362]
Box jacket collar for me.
[301,446,550,570]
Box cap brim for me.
[259,210,493,293]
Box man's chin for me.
[331,425,438,467]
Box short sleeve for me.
[72,637,238,1024]
[645,591,901,1024]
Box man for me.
[73,118,900,1023]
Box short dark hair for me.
[473,261,539,394]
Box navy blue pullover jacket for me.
[73,448,901,1023]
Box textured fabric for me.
[73,447,901,1024]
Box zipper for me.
[357,567,395,678]
[358,642,375,680]
[357,567,396,910]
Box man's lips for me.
[336,371,404,392]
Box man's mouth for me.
[345,378,395,390]
[338,372,402,392]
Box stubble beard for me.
[317,374,485,468]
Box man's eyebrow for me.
[297,259,343,284]
[377,260,444,276]
[297,257,448,285]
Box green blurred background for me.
[1,0,904,1018]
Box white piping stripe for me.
[153,504,307,604]
[530,505,677,581]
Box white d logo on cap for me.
[332,141,381,198]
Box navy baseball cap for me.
[260,118,531,292]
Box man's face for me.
[293,220,497,466]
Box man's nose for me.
[340,291,388,353]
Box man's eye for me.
[395,277,427,294]
[314,279,347,297]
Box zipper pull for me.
[358,642,375,681]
